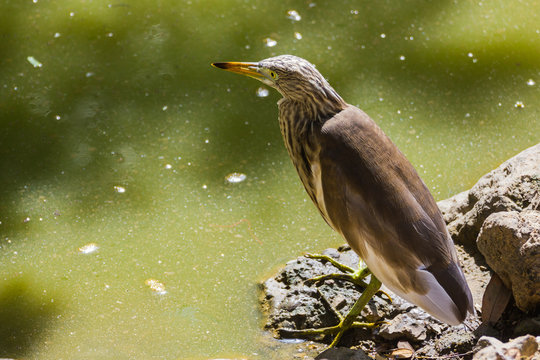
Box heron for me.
[211,55,474,347]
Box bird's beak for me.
[211,62,263,81]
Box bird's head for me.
[212,55,344,105]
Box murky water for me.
[0,1,538,359]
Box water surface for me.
[0,1,539,359]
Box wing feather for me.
[316,105,474,323]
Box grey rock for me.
[378,313,428,341]
[477,210,540,312]
[260,247,362,333]
[434,328,477,354]
[261,246,451,344]
[315,347,371,360]
[438,144,540,247]
[439,190,471,225]
[473,335,540,360]
[377,308,449,343]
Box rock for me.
[477,210,540,312]
[473,335,540,360]
[260,247,405,339]
[433,328,477,354]
[439,190,471,225]
[315,347,371,360]
[261,246,454,345]
[260,247,362,334]
[378,313,428,342]
[438,144,540,247]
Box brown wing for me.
[317,104,473,324]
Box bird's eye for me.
[269,71,278,80]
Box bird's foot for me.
[278,274,384,348]
[304,253,392,303]
[278,320,383,348]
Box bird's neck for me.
[279,88,346,124]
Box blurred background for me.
[0,0,538,358]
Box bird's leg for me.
[304,254,392,302]
[278,274,383,348]
[305,253,357,274]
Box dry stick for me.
[209,218,263,245]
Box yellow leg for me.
[304,254,392,302]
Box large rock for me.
[259,246,476,347]
[438,144,540,247]
[477,211,540,312]
[473,335,539,360]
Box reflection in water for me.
[78,243,99,254]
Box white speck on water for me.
[264,37,277,47]
[380,33,386,38]
[204,139,209,144]
[527,79,536,86]
[399,55,406,61]
[256,87,269,97]
[114,185,126,193]
[287,10,301,21]
[78,243,99,254]
[350,9,359,15]
[162,105,168,111]
[202,184,208,189]
[23,217,31,223]
[107,32,114,37]
[85,72,94,78]
[54,32,61,38]
[467,52,478,63]
[514,101,525,109]
[294,32,302,40]
[165,164,172,169]
[225,172,247,184]
[145,279,167,295]
[69,11,75,17]
[55,115,61,120]
[27,56,42,68]
[33,0,38,3]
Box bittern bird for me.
[211,55,474,346]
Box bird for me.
[211,55,475,346]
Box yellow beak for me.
[211,62,264,81]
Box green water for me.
[0,1,538,359]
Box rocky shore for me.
[259,144,540,359]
